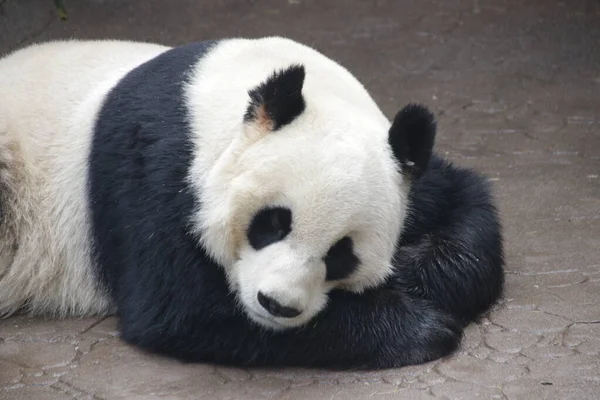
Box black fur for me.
[324,236,360,281]
[89,40,217,291]
[388,104,437,178]
[89,41,503,370]
[244,64,306,130]
[392,155,505,324]
[247,207,292,250]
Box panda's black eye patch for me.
[247,207,292,250]
[324,236,359,281]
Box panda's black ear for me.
[388,103,436,178]
[244,64,306,131]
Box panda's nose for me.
[257,292,302,318]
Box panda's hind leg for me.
[0,122,113,318]
[0,122,31,315]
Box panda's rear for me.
[0,40,170,316]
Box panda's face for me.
[227,125,405,329]
[189,61,435,330]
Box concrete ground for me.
[1,0,599,398]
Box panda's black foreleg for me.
[117,266,462,370]
[391,155,505,325]
[274,288,463,370]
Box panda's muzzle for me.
[257,291,302,318]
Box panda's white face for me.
[192,85,407,329]
[225,113,407,329]
[185,37,422,330]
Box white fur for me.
[185,38,407,329]
[0,37,408,331]
[0,39,169,316]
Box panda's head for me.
[191,63,436,330]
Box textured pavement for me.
[1,0,599,399]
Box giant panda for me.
[0,37,504,369]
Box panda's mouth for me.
[246,309,295,331]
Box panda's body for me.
[0,37,504,369]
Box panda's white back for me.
[0,40,169,316]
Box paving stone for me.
[380,363,437,386]
[60,339,225,399]
[0,341,77,369]
[0,359,21,388]
[0,315,100,342]
[431,381,504,399]
[564,322,600,348]
[502,378,600,400]
[527,354,600,383]
[520,342,575,361]
[486,350,517,364]
[436,355,527,386]
[214,367,253,382]
[489,308,572,334]
[1,386,74,400]
[485,331,540,353]
[281,382,436,400]
[537,281,600,322]
[460,324,484,352]
[78,316,120,341]
[468,346,492,361]
[198,378,291,400]
[20,367,60,386]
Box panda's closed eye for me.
[247,207,292,250]
[324,236,360,281]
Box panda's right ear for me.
[388,103,436,178]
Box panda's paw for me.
[371,297,463,369]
